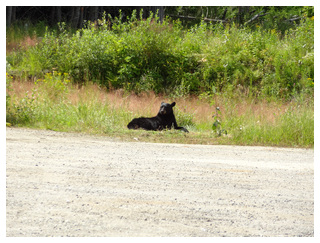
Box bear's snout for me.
[159,108,166,115]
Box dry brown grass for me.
[7,80,314,148]
[10,80,35,99]
[6,36,39,54]
[9,80,291,126]
[226,98,289,124]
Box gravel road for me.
[6,127,314,237]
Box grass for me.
[6,16,314,148]
[6,77,314,148]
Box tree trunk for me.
[56,6,62,23]
[237,6,250,25]
[222,7,228,20]
[79,7,84,28]
[7,6,12,27]
[50,7,56,26]
[90,6,99,21]
[70,7,75,24]
[72,6,81,28]
[150,6,164,23]
[12,6,16,23]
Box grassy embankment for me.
[6,13,314,147]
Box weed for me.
[212,106,227,137]
[35,71,71,101]
[6,72,13,109]
[8,90,38,125]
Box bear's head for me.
[159,102,176,115]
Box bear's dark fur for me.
[127,102,189,133]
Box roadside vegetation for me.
[6,9,314,148]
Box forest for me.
[6,6,314,30]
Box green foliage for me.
[6,8,314,147]
[6,71,12,108]
[228,103,314,147]
[7,9,314,99]
[166,6,314,32]
[174,107,195,128]
[277,105,314,146]
[6,20,49,44]
[212,107,227,136]
[6,71,71,126]
[35,71,71,101]
[7,90,38,125]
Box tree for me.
[150,6,164,22]
[72,6,81,29]
[6,6,12,27]
[90,6,99,21]
[237,6,250,25]
[6,6,313,31]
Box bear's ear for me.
[171,102,176,107]
[161,102,165,106]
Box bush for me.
[7,10,314,99]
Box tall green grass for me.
[6,73,313,147]
[6,72,130,133]
[225,104,314,147]
[6,10,314,99]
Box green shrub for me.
[7,10,314,99]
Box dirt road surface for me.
[6,128,314,237]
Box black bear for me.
[127,102,189,133]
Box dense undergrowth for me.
[6,10,314,99]
[6,10,314,147]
